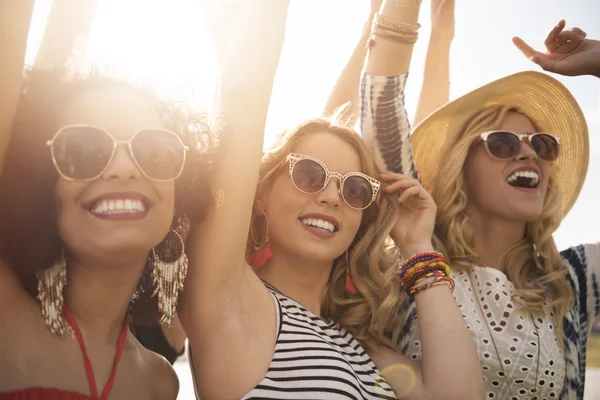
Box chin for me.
[510,207,543,222]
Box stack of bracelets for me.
[367,12,421,48]
[398,252,455,296]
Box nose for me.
[315,178,342,209]
[102,143,142,180]
[515,139,538,161]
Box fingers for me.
[544,20,566,52]
[512,36,540,59]
[512,37,556,72]
[382,177,421,194]
[397,186,430,205]
[560,27,587,42]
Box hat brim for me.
[411,71,589,218]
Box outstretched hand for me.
[381,172,436,258]
[513,20,600,77]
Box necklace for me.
[467,269,541,400]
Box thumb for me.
[529,54,557,72]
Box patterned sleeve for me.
[359,73,420,180]
[561,243,600,326]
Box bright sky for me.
[25,0,600,250]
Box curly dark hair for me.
[0,68,215,307]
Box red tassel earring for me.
[249,211,272,268]
[345,273,358,294]
[345,250,358,294]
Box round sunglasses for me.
[46,125,188,182]
[287,153,380,210]
[479,130,560,162]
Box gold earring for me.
[36,249,73,338]
[151,230,188,326]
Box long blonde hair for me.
[250,116,403,349]
[432,104,572,344]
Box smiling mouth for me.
[89,198,148,215]
[299,217,338,233]
[506,170,540,189]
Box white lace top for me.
[400,267,565,400]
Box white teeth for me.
[90,198,147,215]
[506,170,540,187]
[300,218,336,233]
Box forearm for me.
[324,14,374,123]
[0,0,35,174]
[364,0,420,76]
[399,245,483,400]
[414,34,451,125]
[413,286,483,400]
[359,0,421,179]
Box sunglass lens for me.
[342,175,374,209]
[131,130,186,181]
[531,134,559,161]
[52,126,114,179]
[291,159,327,193]
[486,131,521,159]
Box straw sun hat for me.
[411,71,589,217]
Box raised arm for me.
[359,0,421,179]
[413,0,453,125]
[362,2,483,399]
[323,0,382,123]
[178,1,289,398]
[0,0,35,174]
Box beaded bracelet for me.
[373,22,419,38]
[410,279,453,296]
[402,265,449,291]
[374,12,421,31]
[401,259,445,281]
[370,31,419,45]
[398,251,444,275]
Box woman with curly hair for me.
[0,3,213,398]
[178,0,483,399]
[361,4,600,398]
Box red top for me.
[0,306,128,400]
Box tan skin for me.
[463,111,551,271]
[180,1,481,398]
[513,20,600,78]
[0,88,179,399]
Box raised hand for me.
[513,20,600,77]
[431,0,455,43]
[381,171,437,258]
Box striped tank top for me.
[241,287,396,399]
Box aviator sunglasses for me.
[287,153,380,210]
[47,125,188,182]
[480,130,560,162]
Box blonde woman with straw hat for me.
[361,12,599,400]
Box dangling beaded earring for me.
[345,250,358,294]
[151,230,188,326]
[248,211,272,268]
[36,249,73,338]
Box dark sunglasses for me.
[480,130,560,162]
[46,125,188,182]
[287,153,380,210]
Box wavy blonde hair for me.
[249,116,403,349]
[432,104,572,345]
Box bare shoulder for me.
[137,340,180,400]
